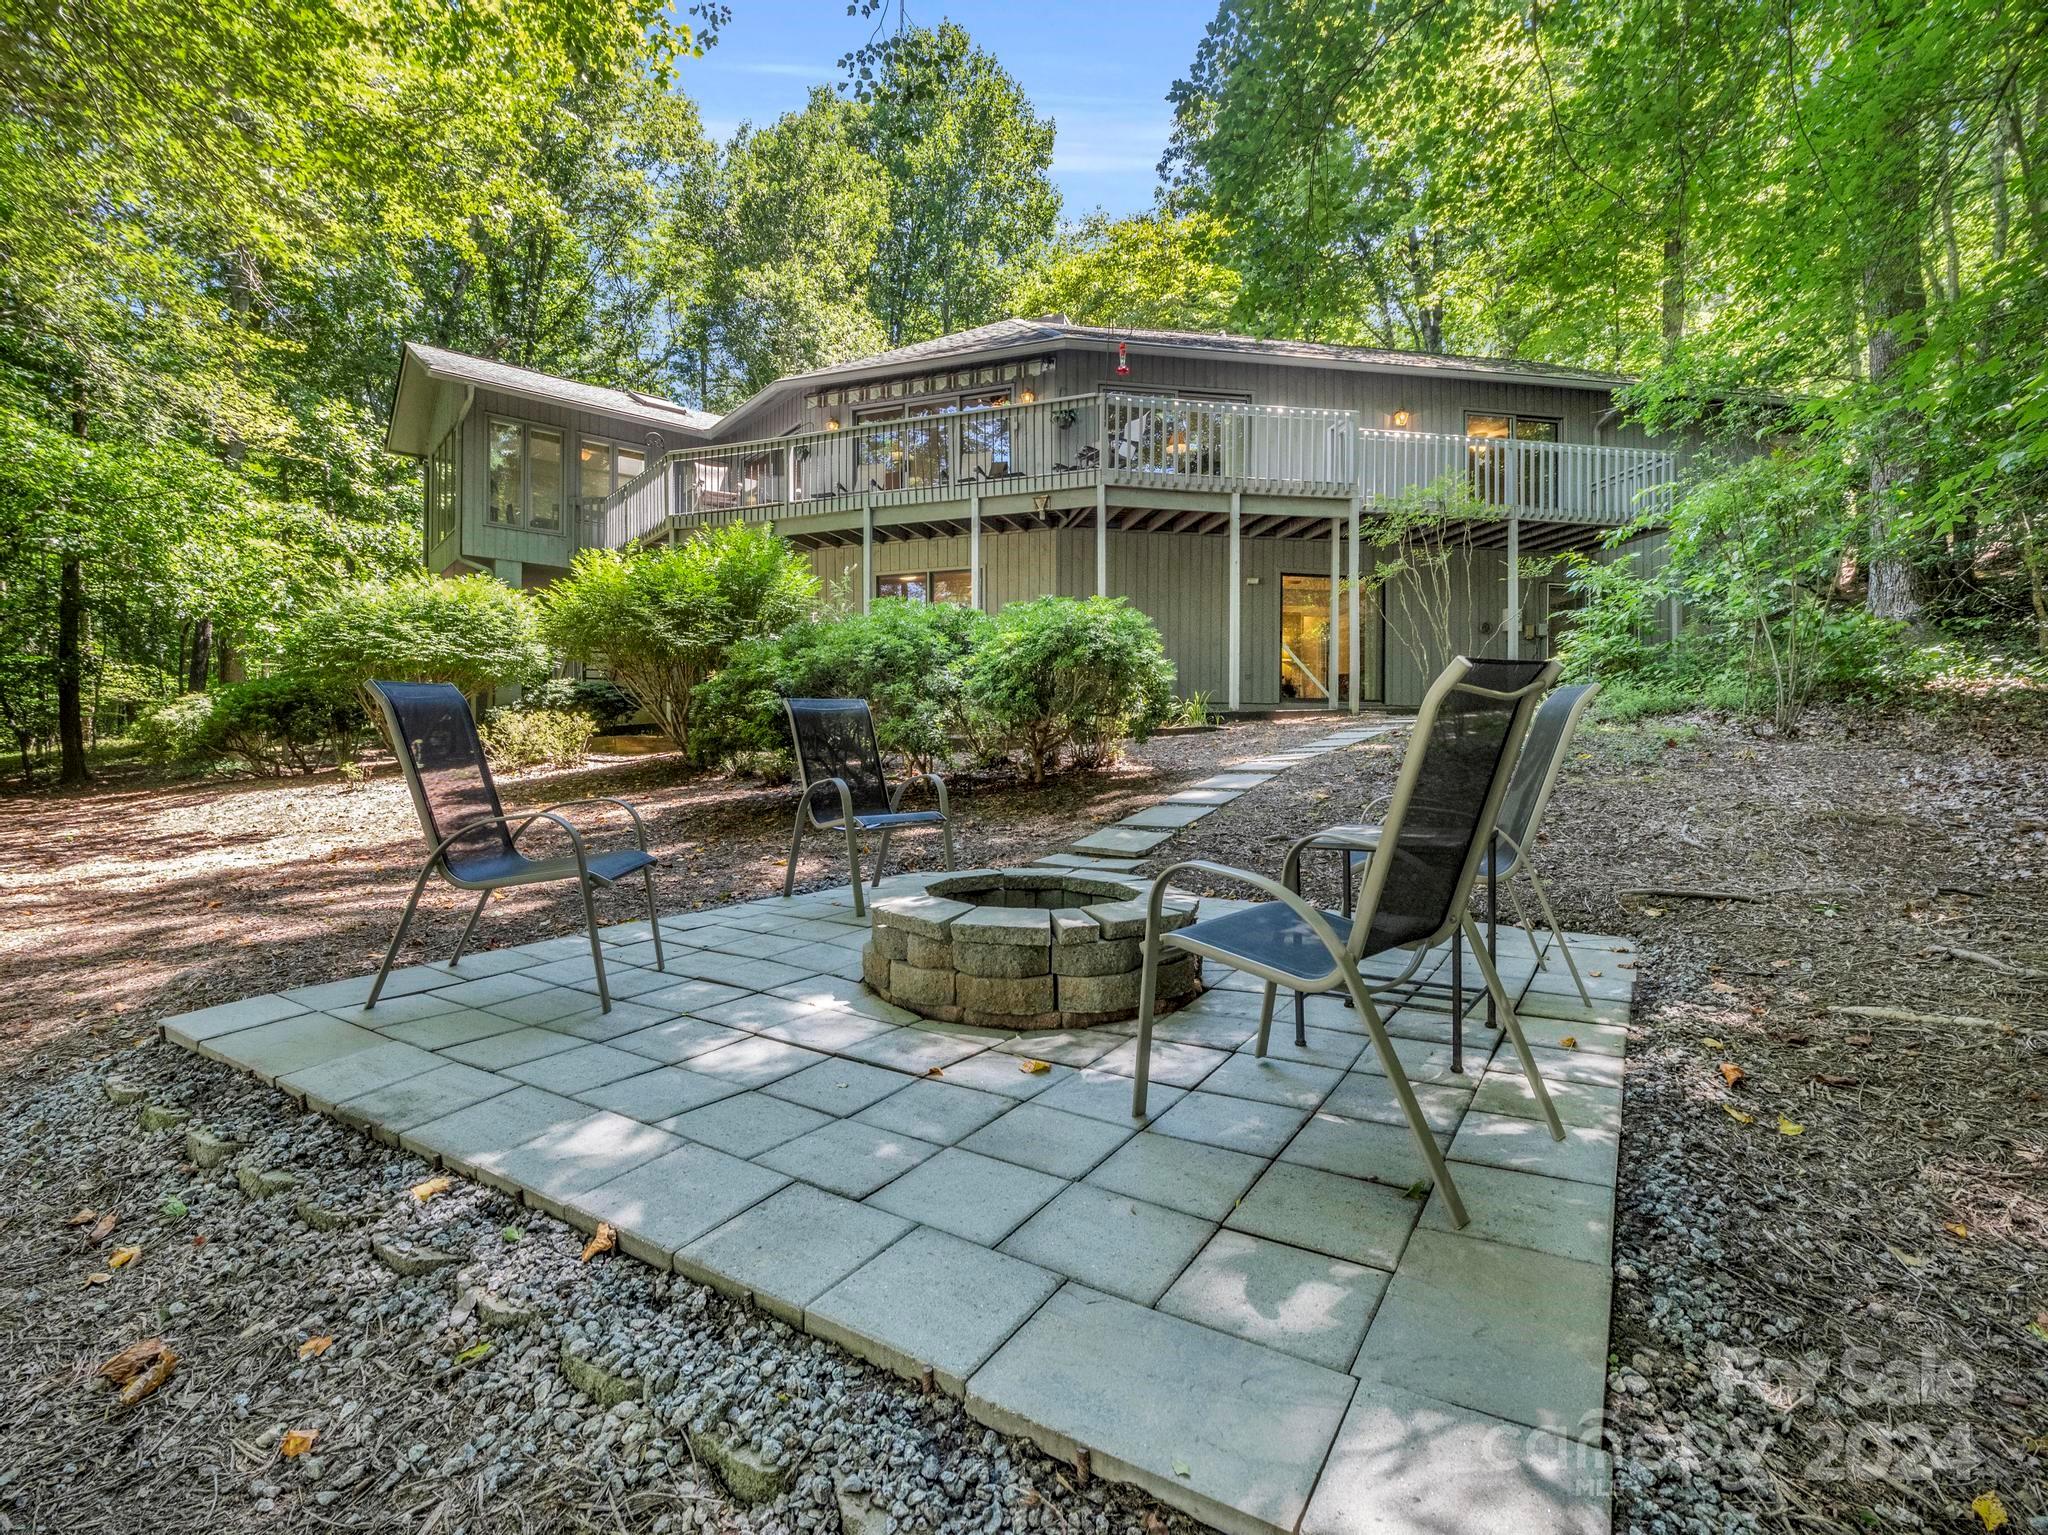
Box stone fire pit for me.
[861,869,1202,1030]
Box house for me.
[385,318,1697,709]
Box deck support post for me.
[1227,491,1243,714]
[1095,484,1108,597]
[1347,493,1362,714]
[969,491,983,611]
[1506,511,1521,659]
[1327,515,1341,710]
[861,500,873,615]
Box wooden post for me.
[1348,493,1362,714]
[1095,484,1107,597]
[969,491,983,611]
[861,500,873,615]
[1506,511,1521,659]
[1327,515,1341,710]
[1227,491,1242,714]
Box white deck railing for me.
[586,393,1676,547]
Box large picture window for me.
[876,568,975,607]
[485,418,565,530]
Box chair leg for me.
[1129,930,1163,1118]
[941,818,956,871]
[1462,913,1565,1139]
[367,859,437,1010]
[871,828,891,888]
[1449,930,1464,1072]
[845,821,866,919]
[1527,868,1592,1006]
[1504,875,1545,966]
[641,866,666,972]
[451,891,490,966]
[1255,982,1277,1057]
[581,877,612,1013]
[1339,964,1467,1228]
[783,807,806,899]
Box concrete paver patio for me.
[159,735,1628,1535]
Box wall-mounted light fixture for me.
[1019,388,1036,404]
[1390,409,1412,429]
[825,417,841,431]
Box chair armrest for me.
[526,796,652,851]
[1281,823,1383,894]
[1145,858,1351,985]
[436,810,591,881]
[802,776,858,830]
[889,771,949,818]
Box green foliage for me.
[478,708,597,772]
[136,678,362,776]
[523,676,640,728]
[539,527,818,756]
[694,599,992,770]
[1017,212,1240,333]
[283,573,550,707]
[963,598,1176,781]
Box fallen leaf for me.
[1972,1491,2007,1531]
[158,1196,188,1221]
[1943,1222,1969,1241]
[280,1428,319,1459]
[1723,1104,1755,1125]
[118,1349,177,1408]
[97,1338,171,1386]
[1643,906,1666,917]
[1889,1246,1928,1269]
[1701,1037,1725,1049]
[1718,1062,1745,1088]
[1708,980,1734,995]
[500,1225,525,1244]
[1777,1117,1804,1136]
[1018,1059,1051,1075]
[108,1245,141,1270]
[65,1208,97,1227]
[410,1175,453,1203]
[1171,1459,1191,1479]
[81,1271,111,1287]
[1557,1035,1578,1050]
[86,1210,118,1246]
[1587,971,1603,979]
[298,1336,334,1360]
[1400,1180,1428,1201]
[923,1066,944,1078]
[581,1222,617,1263]
[453,1340,494,1366]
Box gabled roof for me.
[385,342,720,456]
[709,317,1636,436]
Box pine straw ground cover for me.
[0,717,1334,1085]
[1161,706,2048,1535]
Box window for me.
[427,427,458,549]
[486,418,565,530]
[1466,413,1561,509]
[876,568,974,607]
[579,441,612,504]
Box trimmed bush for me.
[538,527,818,758]
[283,572,550,705]
[137,677,362,776]
[692,598,992,770]
[523,676,640,728]
[479,707,596,772]
[964,597,1175,780]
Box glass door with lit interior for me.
[1280,574,1357,704]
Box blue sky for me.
[676,0,1212,217]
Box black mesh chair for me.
[1283,681,1605,1041]
[364,681,664,1013]
[781,698,955,918]
[1127,657,1566,1229]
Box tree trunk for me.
[1660,223,1687,351]
[1861,79,1926,625]
[188,618,214,691]
[57,380,92,786]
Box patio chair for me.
[1127,657,1566,1229]
[781,698,956,919]
[1283,682,1604,1034]
[363,681,664,1014]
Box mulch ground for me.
[0,716,1341,1084]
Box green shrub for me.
[521,675,640,728]
[283,573,550,707]
[693,599,992,770]
[963,596,1175,780]
[539,527,818,757]
[137,678,361,775]
[134,693,219,764]
[479,707,596,772]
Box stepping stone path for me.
[1055,726,1398,862]
[158,713,1630,1535]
